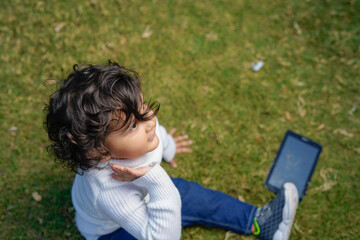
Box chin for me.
[150,136,160,151]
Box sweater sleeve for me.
[97,164,182,240]
[158,125,177,162]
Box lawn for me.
[1,0,359,239]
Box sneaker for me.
[253,182,299,240]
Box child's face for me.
[104,109,159,160]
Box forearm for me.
[159,125,176,162]
[101,164,182,240]
[132,164,182,239]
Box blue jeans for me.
[99,177,257,240]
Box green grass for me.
[1,0,359,239]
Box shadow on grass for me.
[3,170,82,239]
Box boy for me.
[45,61,299,240]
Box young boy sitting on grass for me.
[45,61,299,240]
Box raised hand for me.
[168,128,193,168]
[109,164,154,182]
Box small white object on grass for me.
[32,191,42,202]
[251,61,264,72]
[142,26,152,38]
[348,102,357,115]
[9,126,18,131]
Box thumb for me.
[169,159,178,168]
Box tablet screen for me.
[266,133,321,199]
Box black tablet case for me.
[265,130,322,202]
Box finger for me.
[110,173,121,181]
[169,159,178,168]
[110,173,132,182]
[131,166,153,177]
[176,148,192,154]
[169,128,177,136]
[176,140,193,147]
[174,135,188,142]
[110,164,133,175]
[110,164,152,179]
[110,165,138,178]
[110,164,126,173]
[123,167,141,177]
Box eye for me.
[130,121,137,131]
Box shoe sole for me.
[273,182,299,240]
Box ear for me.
[66,132,77,145]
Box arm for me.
[159,125,177,163]
[159,125,192,167]
[99,164,182,240]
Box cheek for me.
[152,135,160,149]
[122,135,148,157]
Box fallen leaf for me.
[237,195,245,202]
[331,103,341,115]
[292,79,304,86]
[54,22,66,32]
[9,126,17,131]
[202,85,210,93]
[293,21,302,35]
[297,96,306,117]
[106,42,115,49]
[254,136,261,143]
[298,108,306,117]
[35,1,44,10]
[224,231,237,240]
[320,168,337,181]
[32,191,42,202]
[311,168,338,192]
[285,111,292,121]
[46,79,58,85]
[348,102,357,115]
[316,124,325,131]
[120,37,127,45]
[333,129,353,137]
[37,217,43,224]
[294,223,304,234]
[298,96,305,107]
[142,25,152,38]
[202,177,211,185]
[206,32,218,41]
[311,181,337,192]
[277,57,291,67]
[335,75,346,86]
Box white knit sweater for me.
[71,120,181,240]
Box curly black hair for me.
[44,61,159,174]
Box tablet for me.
[265,130,322,202]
